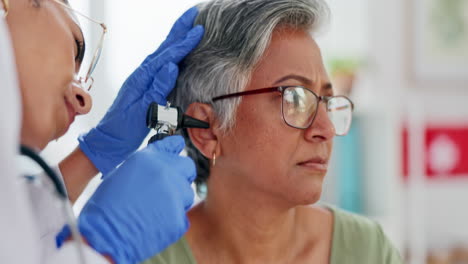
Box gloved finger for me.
[184,217,190,232]
[172,216,190,240]
[161,6,200,50]
[147,25,204,70]
[150,135,186,154]
[55,225,71,248]
[180,158,197,183]
[142,62,179,106]
[181,184,195,211]
[143,7,199,65]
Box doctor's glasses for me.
[54,0,107,91]
[212,86,354,136]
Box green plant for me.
[327,57,362,77]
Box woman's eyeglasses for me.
[212,86,354,136]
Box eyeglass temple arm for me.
[212,87,282,101]
[84,24,107,80]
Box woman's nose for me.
[304,103,335,142]
[66,84,93,115]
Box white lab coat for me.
[0,16,107,264]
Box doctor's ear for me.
[185,103,220,159]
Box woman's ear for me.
[185,103,220,159]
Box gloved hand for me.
[57,136,196,264]
[78,7,204,175]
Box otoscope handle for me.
[148,133,171,144]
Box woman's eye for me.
[75,39,85,64]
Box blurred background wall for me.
[40,1,468,263]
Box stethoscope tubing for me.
[20,145,67,199]
[19,145,88,263]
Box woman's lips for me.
[297,158,328,172]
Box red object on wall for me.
[402,126,468,179]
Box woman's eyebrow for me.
[323,82,333,92]
[274,74,313,86]
[274,74,333,92]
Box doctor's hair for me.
[168,0,330,190]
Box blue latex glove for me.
[79,7,204,175]
[57,136,196,264]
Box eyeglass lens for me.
[283,87,318,129]
[282,87,352,135]
[327,96,353,136]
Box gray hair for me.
[168,0,330,188]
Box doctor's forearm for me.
[59,147,99,203]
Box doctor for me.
[0,0,204,263]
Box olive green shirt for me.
[143,207,403,264]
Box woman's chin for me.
[293,181,324,206]
[301,191,322,205]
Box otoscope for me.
[146,102,210,144]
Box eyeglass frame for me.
[53,0,107,91]
[212,86,355,135]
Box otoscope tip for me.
[181,114,210,129]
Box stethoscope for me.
[2,4,86,261]
[16,101,209,263]
[20,145,88,263]
[16,102,209,263]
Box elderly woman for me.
[144,0,403,263]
